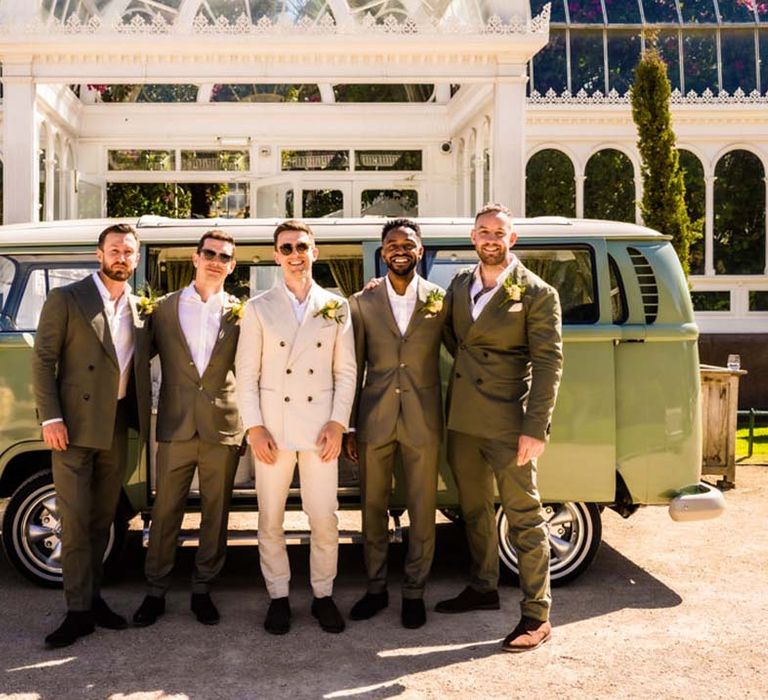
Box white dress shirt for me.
[385,273,418,335]
[283,282,312,324]
[469,255,519,321]
[92,271,134,399]
[178,283,226,377]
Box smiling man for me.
[344,218,446,629]
[235,219,356,635]
[133,230,243,629]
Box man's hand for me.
[42,421,69,452]
[517,435,546,467]
[343,432,359,462]
[248,425,278,465]
[317,421,345,463]
[363,276,384,292]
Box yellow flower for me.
[500,277,526,307]
[314,299,344,324]
[423,289,445,316]
[225,298,246,322]
[136,285,160,316]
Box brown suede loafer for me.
[501,617,552,653]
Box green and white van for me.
[0,216,724,587]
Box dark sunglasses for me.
[278,241,312,256]
[199,248,233,264]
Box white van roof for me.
[0,216,666,247]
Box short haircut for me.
[273,219,315,248]
[98,223,138,249]
[197,229,236,253]
[474,203,514,224]
[381,218,422,243]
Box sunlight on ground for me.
[0,694,41,700]
[6,657,77,672]
[737,426,767,457]
[108,693,189,700]
[377,639,500,658]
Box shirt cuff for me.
[41,418,63,426]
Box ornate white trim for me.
[528,87,768,105]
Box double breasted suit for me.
[144,290,244,596]
[349,275,446,598]
[444,261,563,622]
[33,275,151,611]
[236,282,356,599]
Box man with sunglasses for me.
[133,230,243,628]
[236,220,356,635]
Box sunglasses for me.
[278,242,312,256]
[199,248,233,264]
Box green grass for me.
[736,426,768,457]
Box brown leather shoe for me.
[501,617,552,653]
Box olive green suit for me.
[444,262,562,621]
[33,275,151,611]
[350,276,445,598]
[144,291,243,596]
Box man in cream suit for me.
[236,220,356,635]
[133,230,243,628]
[436,204,563,654]
[33,224,151,648]
[345,219,445,629]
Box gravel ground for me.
[0,465,766,700]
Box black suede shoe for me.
[92,597,127,630]
[45,611,95,649]
[401,598,427,629]
[311,596,345,633]
[264,597,291,635]
[133,595,166,628]
[434,586,500,614]
[191,593,220,625]
[349,591,389,621]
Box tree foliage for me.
[584,149,635,223]
[525,149,576,218]
[631,45,695,276]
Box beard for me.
[477,246,508,267]
[101,261,132,282]
[386,257,418,277]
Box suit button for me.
[286,369,292,374]
[198,385,203,391]
[189,361,195,366]
[395,388,401,394]
[280,341,286,347]
[317,342,322,348]
[399,363,406,368]
[284,396,290,402]
[88,365,95,371]
[455,373,462,379]
[83,393,90,400]
[483,352,489,358]
[308,369,314,375]
[460,343,467,350]
[307,396,313,402]
[476,378,483,385]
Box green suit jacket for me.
[151,291,243,446]
[444,261,563,442]
[350,275,446,447]
[33,275,151,450]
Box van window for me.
[0,256,15,329]
[423,246,598,324]
[608,254,628,324]
[16,266,96,330]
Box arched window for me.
[678,150,705,275]
[584,149,635,223]
[525,149,575,218]
[714,150,766,275]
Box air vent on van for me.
[627,247,658,323]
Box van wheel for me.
[496,502,602,586]
[1,471,125,588]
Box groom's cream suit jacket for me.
[236,282,356,450]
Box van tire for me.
[1,471,126,588]
[496,501,602,586]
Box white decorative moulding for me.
[528,87,768,105]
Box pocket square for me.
[508,303,523,313]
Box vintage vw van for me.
[0,216,724,587]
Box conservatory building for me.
[0,0,766,405]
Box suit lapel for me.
[402,276,428,338]
[466,264,527,339]
[374,280,402,339]
[73,276,119,368]
[286,285,322,365]
[169,292,198,375]
[451,272,474,342]
[209,295,238,359]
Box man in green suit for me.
[435,204,563,653]
[33,223,151,648]
[345,219,446,629]
[133,230,243,628]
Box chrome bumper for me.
[668,482,726,522]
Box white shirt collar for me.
[91,271,131,303]
[472,254,519,290]
[181,282,226,308]
[385,273,419,299]
[282,280,315,306]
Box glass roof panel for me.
[607,31,641,93]
[717,0,758,23]
[682,30,718,91]
[603,0,642,23]
[532,0,566,23]
[212,85,321,102]
[755,2,768,23]
[332,84,434,102]
[641,0,681,23]
[570,29,606,92]
[720,29,758,92]
[567,0,605,24]
[760,29,768,86]
[531,28,568,92]
[656,30,682,90]
[678,0,718,23]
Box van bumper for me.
[668,482,726,522]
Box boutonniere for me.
[314,299,344,325]
[423,289,445,316]
[500,276,526,307]
[225,297,246,322]
[136,285,160,317]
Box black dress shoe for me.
[45,611,95,649]
[191,593,220,625]
[92,597,127,630]
[349,591,389,621]
[434,586,500,614]
[401,598,426,629]
[264,597,291,635]
[311,596,345,633]
[133,595,166,628]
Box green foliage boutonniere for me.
[314,299,344,324]
[500,276,526,307]
[423,289,445,316]
[225,298,246,322]
[136,285,160,317]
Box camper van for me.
[0,216,724,588]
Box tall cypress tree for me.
[631,44,695,277]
